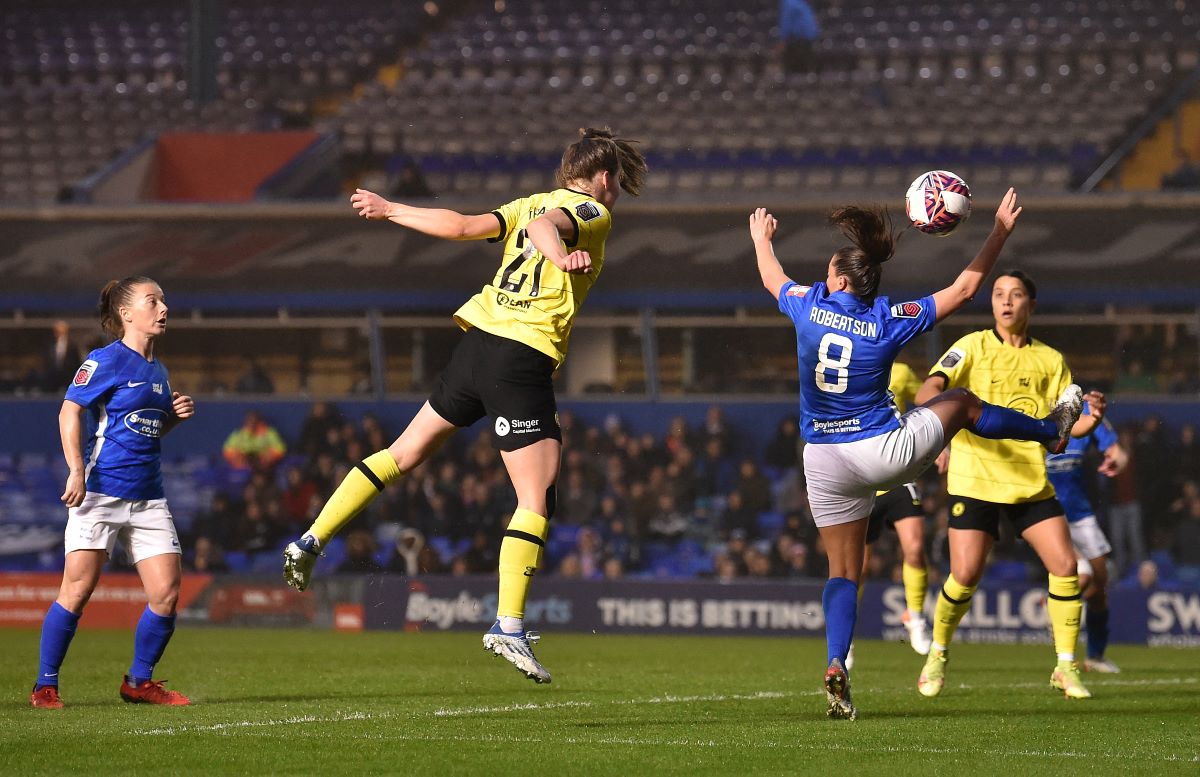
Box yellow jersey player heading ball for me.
[283,128,647,685]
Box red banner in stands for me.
[0,573,212,629]
[156,132,318,202]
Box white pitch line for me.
[130,710,388,736]
[433,700,593,717]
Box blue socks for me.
[823,577,859,668]
[129,606,176,684]
[1086,607,1110,660]
[36,602,80,689]
[971,402,1056,441]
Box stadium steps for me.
[1117,100,1200,190]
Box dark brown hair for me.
[829,205,900,300]
[997,268,1038,299]
[98,276,156,339]
[555,127,647,196]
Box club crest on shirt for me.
[890,301,923,318]
[940,349,964,369]
[72,359,98,386]
[575,202,601,222]
[786,285,810,297]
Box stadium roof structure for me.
[1,195,1199,311]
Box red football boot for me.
[31,685,64,709]
[120,676,191,705]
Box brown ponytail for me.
[98,276,155,339]
[829,205,900,300]
[555,126,647,197]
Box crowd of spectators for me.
[180,401,1200,587]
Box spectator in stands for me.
[39,319,82,392]
[1135,416,1175,545]
[388,527,439,575]
[733,458,773,516]
[602,512,635,569]
[1107,427,1146,575]
[298,402,341,458]
[647,493,689,540]
[576,526,604,578]
[188,536,230,573]
[557,553,583,578]
[1175,424,1198,491]
[222,410,286,472]
[778,0,821,73]
[336,529,383,574]
[234,357,275,394]
[231,500,275,553]
[764,415,802,472]
[192,492,236,548]
[559,468,599,524]
[602,557,624,580]
[1172,496,1200,582]
[702,405,736,456]
[458,528,498,574]
[1113,358,1159,393]
[1136,559,1160,590]
[281,466,318,526]
[721,490,759,540]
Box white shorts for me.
[1068,514,1112,561]
[65,492,181,564]
[803,407,945,528]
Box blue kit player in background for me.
[749,188,1085,720]
[31,276,194,709]
[1045,406,1129,673]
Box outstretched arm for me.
[350,189,500,241]
[749,208,794,298]
[931,188,1023,323]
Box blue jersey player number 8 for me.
[749,191,1086,720]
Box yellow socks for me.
[307,450,401,544]
[902,562,928,614]
[931,573,976,650]
[1047,573,1082,661]
[497,509,549,619]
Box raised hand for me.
[993,187,1023,236]
[749,207,778,243]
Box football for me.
[905,170,972,236]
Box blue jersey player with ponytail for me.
[749,189,1085,720]
[31,276,194,709]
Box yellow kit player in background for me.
[849,361,934,669]
[914,269,1106,699]
[283,128,647,683]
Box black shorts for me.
[947,495,1064,540]
[428,327,561,452]
[866,484,922,544]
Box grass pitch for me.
[0,627,1196,776]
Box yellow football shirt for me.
[453,189,612,365]
[876,361,924,496]
[931,328,1073,503]
[889,361,922,414]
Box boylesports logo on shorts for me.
[494,416,541,437]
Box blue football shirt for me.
[64,340,174,501]
[1045,406,1119,523]
[778,280,937,444]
